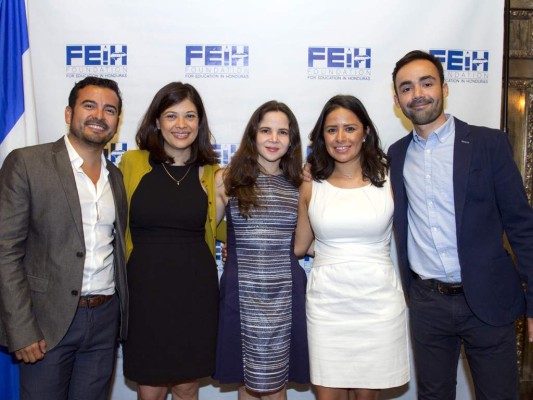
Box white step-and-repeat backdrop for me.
[27,1,504,398]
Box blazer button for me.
[71,290,78,296]
[76,251,84,258]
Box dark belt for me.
[78,295,113,308]
[413,272,464,295]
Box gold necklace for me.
[161,163,192,186]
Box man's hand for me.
[15,339,46,364]
[301,163,312,182]
[528,318,533,343]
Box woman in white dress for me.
[295,95,409,400]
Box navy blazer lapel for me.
[453,118,473,240]
[51,138,85,243]
[391,133,413,206]
[389,133,412,256]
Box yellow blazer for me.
[119,150,225,262]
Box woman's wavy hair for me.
[135,82,217,165]
[224,100,303,218]
[308,94,388,186]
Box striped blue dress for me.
[214,174,310,392]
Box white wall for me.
[27,1,505,398]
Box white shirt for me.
[64,136,116,295]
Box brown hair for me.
[136,82,217,165]
[225,100,303,218]
[68,76,122,115]
[392,50,445,94]
[308,94,388,186]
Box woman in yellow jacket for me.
[119,82,224,400]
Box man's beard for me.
[404,96,443,126]
[70,118,115,147]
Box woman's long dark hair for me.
[136,82,218,165]
[225,100,303,218]
[308,95,388,186]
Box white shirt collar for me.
[64,134,109,177]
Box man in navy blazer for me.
[388,50,533,399]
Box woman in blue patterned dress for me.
[214,101,310,399]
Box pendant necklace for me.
[161,163,192,186]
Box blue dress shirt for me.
[404,115,462,283]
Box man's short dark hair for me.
[68,76,122,115]
[392,50,445,94]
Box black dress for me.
[123,163,219,384]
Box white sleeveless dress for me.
[306,178,409,388]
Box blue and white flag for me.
[0,1,37,396]
[0,0,38,166]
[0,345,18,400]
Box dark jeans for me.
[19,294,120,400]
[409,279,518,400]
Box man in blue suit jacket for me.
[388,50,533,400]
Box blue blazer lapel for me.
[51,138,85,244]
[453,119,473,240]
[391,133,412,212]
[389,133,413,284]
